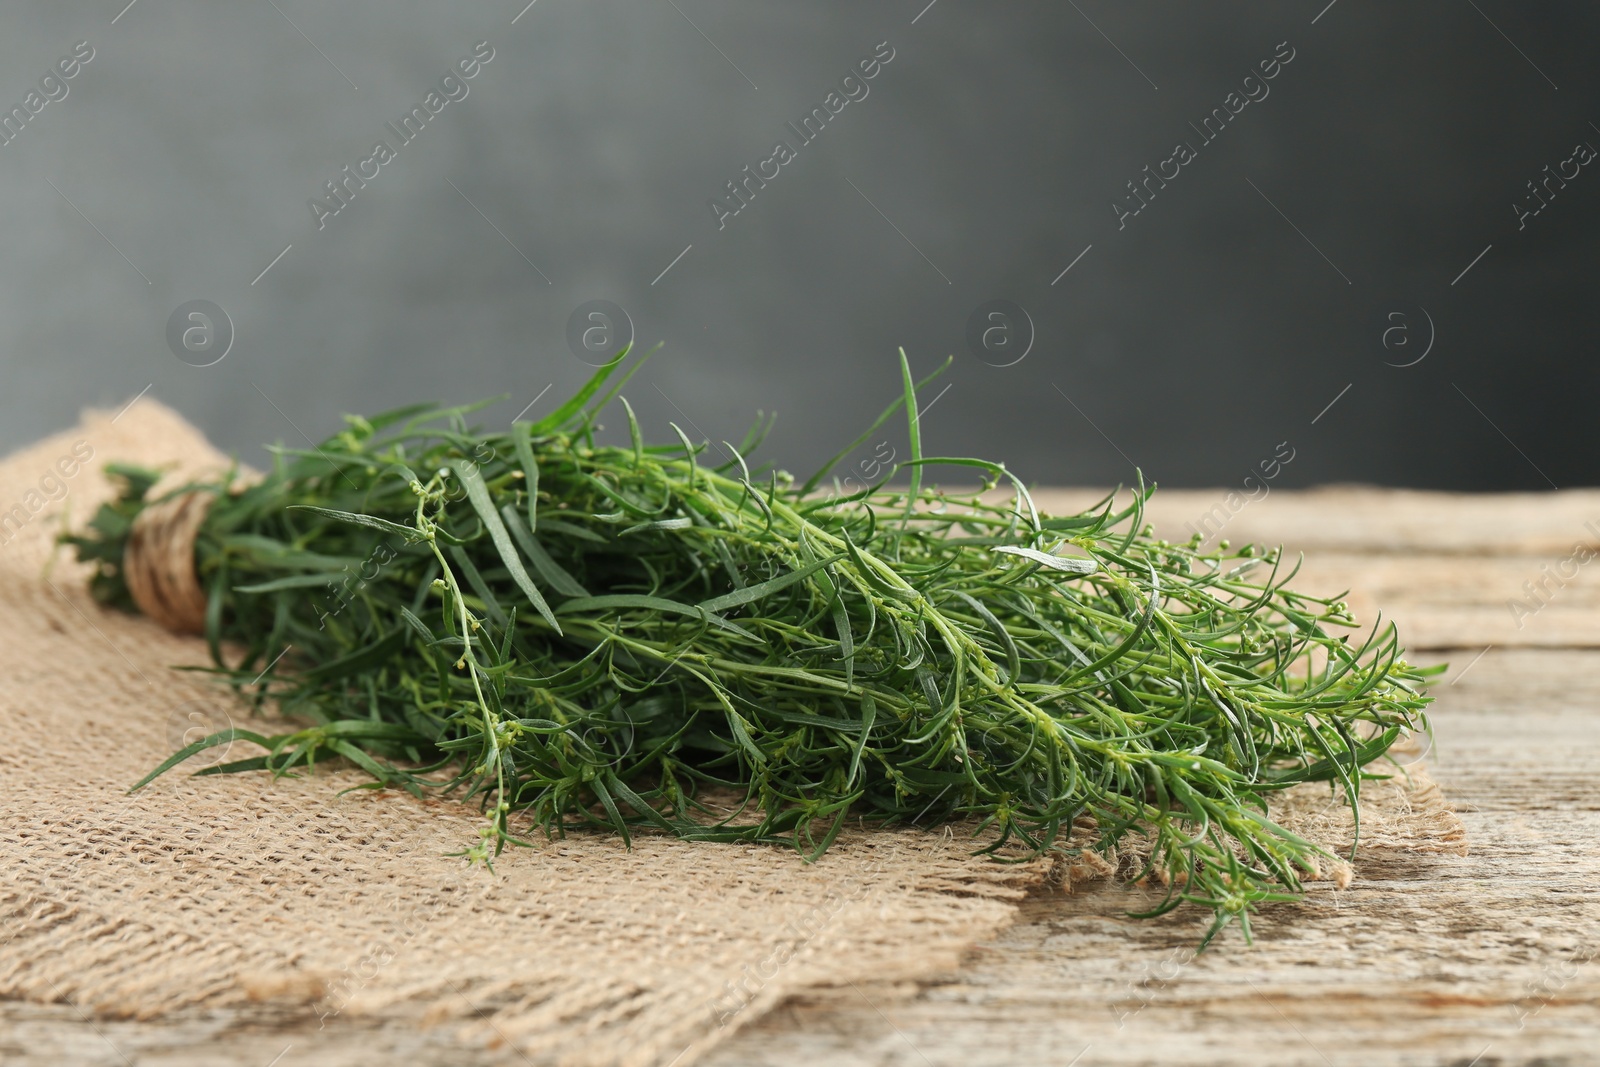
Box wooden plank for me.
[1032,486,1600,557]
[701,648,1600,1067]
[1031,488,1600,648]
[1247,551,1600,649]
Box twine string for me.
[123,491,214,634]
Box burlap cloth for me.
[0,402,1467,1066]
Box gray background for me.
[1,1,1594,491]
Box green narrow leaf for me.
[234,573,345,594]
[799,355,951,495]
[447,460,562,635]
[800,538,854,686]
[302,629,408,684]
[585,342,662,425]
[129,728,275,791]
[448,544,508,626]
[288,505,424,542]
[833,596,855,687]
[534,517,609,544]
[621,395,644,467]
[735,410,777,458]
[899,348,922,525]
[620,517,693,536]
[387,462,423,490]
[604,772,676,832]
[498,605,518,672]
[902,457,1041,533]
[992,545,1099,574]
[1264,727,1400,786]
[398,605,436,645]
[724,708,767,768]
[842,534,913,603]
[847,692,876,787]
[697,552,846,613]
[557,593,755,639]
[330,739,398,784]
[954,591,1021,685]
[669,422,701,493]
[193,756,274,777]
[525,349,633,435]
[589,773,634,847]
[501,505,590,597]
[509,423,540,532]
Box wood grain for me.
[1032,486,1600,557]
[701,648,1600,1067]
[9,489,1600,1067]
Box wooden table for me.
[7,488,1598,1066]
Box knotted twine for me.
[123,489,213,634]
